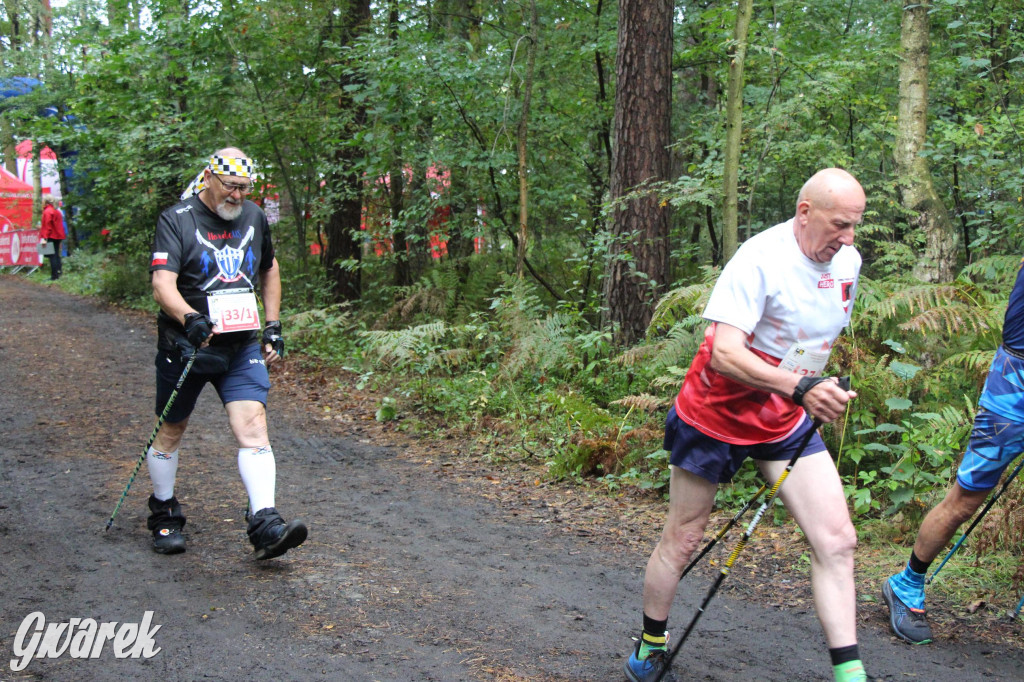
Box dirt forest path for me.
[1,274,1022,682]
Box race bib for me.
[778,343,830,377]
[208,289,261,333]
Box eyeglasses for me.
[210,173,253,195]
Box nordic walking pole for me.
[680,376,850,582]
[927,456,1024,584]
[679,481,769,581]
[105,349,199,530]
[653,417,825,682]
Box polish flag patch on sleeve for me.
[151,251,169,266]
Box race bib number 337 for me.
[208,290,261,333]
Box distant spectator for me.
[40,195,66,280]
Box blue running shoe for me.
[882,578,933,644]
[624,639,676,682]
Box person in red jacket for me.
[40,195,66,280]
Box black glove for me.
[262,320,284,357]
[183,312,214,348]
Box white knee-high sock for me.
[238,445,276,513]
[147,447,179,501]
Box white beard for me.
[216,199,243,221]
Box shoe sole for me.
[153,543,186,555]
[623,654,673,682]
[254,520,308,560]
[881,581,932,645]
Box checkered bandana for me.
[180,154,257,200]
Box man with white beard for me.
[144,147,307,560]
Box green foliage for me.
[286,303,360,365]
[376,396,398,422]
[10,0,1024,586]
[852,408,971,518]
[831,262,1014,518]
[376,266,463,328]
[98,254,153,306]
[40,248,106,298]
[361,320,452,373]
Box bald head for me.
[796,168,865,215]
[216,146,247,158]
[794,168,865,263]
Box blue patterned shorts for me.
[956,407,1024,491]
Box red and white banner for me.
[0,229,45,267]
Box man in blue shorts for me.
[145,146,307,561]
[882,260,1024,644]
[624,169,869,682]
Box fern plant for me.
[835,258,1018,517]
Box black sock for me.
[829,644,860,666]
[641,613,668,650]
[908,550,932,575]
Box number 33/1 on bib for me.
[207,289,261,333]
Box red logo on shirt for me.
[841,280,855,313]
[818,272,834,289]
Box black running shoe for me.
[247,507,308,560]
[624,639,676,682]
[152,526,186,554]
[147,495,186,555]
[882,579,933,644]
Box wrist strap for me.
[792,376,828,406]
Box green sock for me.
[833,659,866,682]
[638,632,667,660]
[638,613,668,660]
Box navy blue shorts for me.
[155,343,270,423]
[663,408,826,484]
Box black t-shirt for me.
[150,195,275,350]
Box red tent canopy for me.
[15,139,57,161]
[0,166,37,232]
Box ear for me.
[795,200,811,225]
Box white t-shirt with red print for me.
[674,219,861,445]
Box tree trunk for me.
[324,167,364,302]
[1,116,16,175]
[603,0,673,345]
[894,1,958,282]
[323,0,372,302]
[722,0,753,261]
[388,0,411,288]
[515,0,538,278]
[427,0,482,291]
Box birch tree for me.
[894,0,958,281]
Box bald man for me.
[623,169,869,682]
[145,147,306,561]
